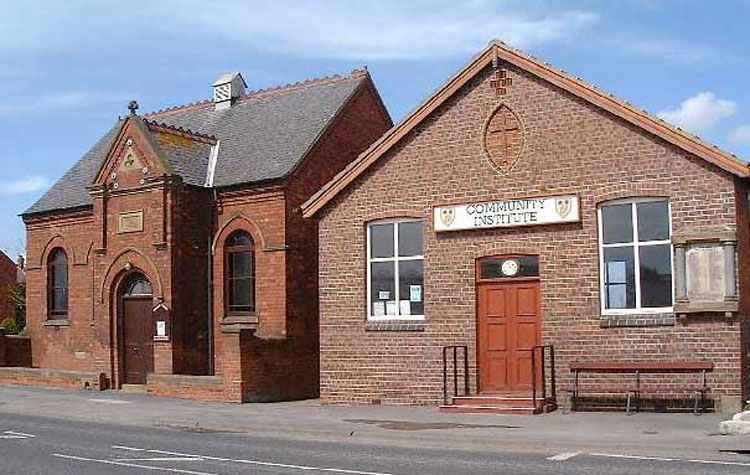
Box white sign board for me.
[434,195,579,232]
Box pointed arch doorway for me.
[118,273,154,385]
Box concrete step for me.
[453,396,536,406]
[120,384,147,394]
[439,404,539,415]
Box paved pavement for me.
[0,385,749,474]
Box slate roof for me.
[24,70,371,216]
[145,120,217,187]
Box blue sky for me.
[1,0,749,258]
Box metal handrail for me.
[442,346,469,405]
[531,345,556,411]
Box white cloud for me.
[657,92,736,134]
[729,125,750,146]
[0,176,49,195]
[0,1,597,61]
[0,91,129,116]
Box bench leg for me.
[566,389,576,413]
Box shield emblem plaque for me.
[484,105,524,174]
[440,207,456,227]
[555,197,572,219]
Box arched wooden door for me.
[119,273,154,385]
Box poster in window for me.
[386,301,397,315]
[409,285,422,302]
[378,290,390,300]
[399,300,411,315]
[373,302,385,317]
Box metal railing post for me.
[550,346,556,402]
[442,347,448,405]
[463,346,469,396]
[531,347,537,408]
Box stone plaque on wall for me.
[685,244,725,302]
[118,211,144,233]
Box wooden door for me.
[122,297,154,384]
[477,281,540,392]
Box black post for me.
[550,346,556,401]
[531,348,537,408]
[453,347,458,401]
[463,346,469,396]
[442,347,448,405]
[541,346,547,401]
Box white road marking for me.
[591,453,750,468]
[88,398,132,404]
[51,453,218,475]
[4,431,35,438]
[0,431,35,439]
[111,445,395,475]
[112,445,146,451]
[547,452,580,461]
[115,457,204,462]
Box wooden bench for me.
[569,361,713,415]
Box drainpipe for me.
[207,188,217,375]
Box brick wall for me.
[318,63,745,409]
[0,253,16,322]
[0,333,31,367]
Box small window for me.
[123,274,152,297]
[225,231,255,314]
[47,248,68,319]
[598,199,673,313]
[367,220,423,320]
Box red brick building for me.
[20,70,391,401]
[0,251,18,323]
[303,42,750,413]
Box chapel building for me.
[303,41,750,413]
[19,70,391,401]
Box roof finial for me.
[128,100,139,115]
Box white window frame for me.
[597,198,674,315]
[366,218,424,321]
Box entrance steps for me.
[439,393,555,415]
[120,384,147,394]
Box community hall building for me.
[302,41,750,413]
[15,70,391,402]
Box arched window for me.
[225,231,255,313]
[47,248,68,319]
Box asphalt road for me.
[0,412,749,475]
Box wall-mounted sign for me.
[118,210,144,234]
[434,195,579,232]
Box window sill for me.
[674,300,738,316]
[600,313,675,328]
[220,314,259,334]
[44,319,70,327]
[365,321,425,332]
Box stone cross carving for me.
[487,111,519,162]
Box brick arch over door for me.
[99,248,165,304]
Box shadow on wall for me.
[241,332,319,402]
[0,330,31,367]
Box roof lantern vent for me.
[212,72,247,111]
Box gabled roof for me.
[24,69,380,216]
[302,41,749,218]
[143,70,374,188]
